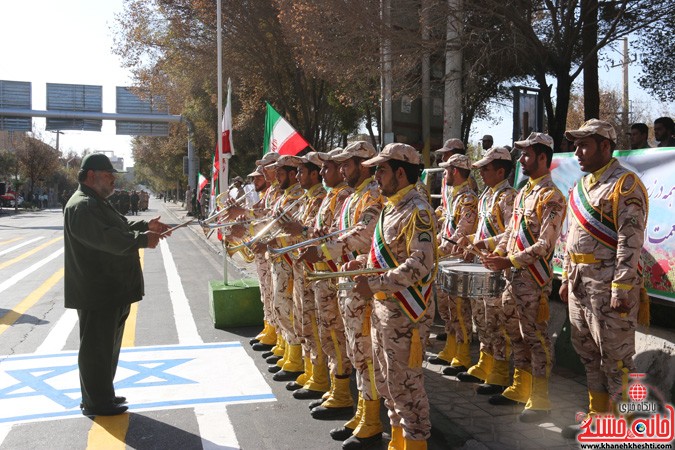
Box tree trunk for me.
[582,0,599,120]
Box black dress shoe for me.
[81,404,128,417]
[251,342,274,352]
[266,355,282,364]
[310,405,354,420]
[476,383,505,395]
[342,432,382,450]
[272,370,303,382]
[330,426,354,441]
[427,356,451,365]
[249,338,260,345]
[268,365,282,373]
[293,388,325,400]
[435,332,447,341]
[80,396,127,409]
[519,409,550,423]
[561,423,582,439]
[286,381,303,391]
[309,399,325,409]
[261,350,275,359]
[456,372,483,383]
[488,394,519,406]
[442,365,468,376]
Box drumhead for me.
[438,259,464,267]
[450,264,492,273]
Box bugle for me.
[203,217,271,230]
[268,225,356,256]
[201,193,248,225]
[226,196,304,251]
[306,267,389,282]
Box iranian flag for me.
[197,172,208,204]
[263,102,310,155]
[209,153,219,215]
[218,78,234,195]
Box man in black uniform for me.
[64,153,171,416]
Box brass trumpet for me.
[203,217,271,230]
[202,193,248,225]
[305,267,389,282]
[268,225,356,256]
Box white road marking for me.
[0,237,44,257]
[0,248,64,296]
[34,309,78,354]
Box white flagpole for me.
[216,0,228,285]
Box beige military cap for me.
[473,146,512,168]
[514,132,554,150]
[314,147,343,163]
[434,138,465,154]
[270,155,303,168]
[247,166,264,177]
[565,119,617,143]
[332,141,377,162]
[362,143,421,166]
[439,154,471,170]
[255,152,280,166]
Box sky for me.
[1,1,673,167]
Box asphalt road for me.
[0,198,385,450]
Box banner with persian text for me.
[515,147,675,302]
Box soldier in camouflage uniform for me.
[271,153,328,397]
[483,132,566,423]
[297,141,384,447]
[455,147,517,396]
[250,156,305,382]
[304,149,355,404]
[559,120,649,439]
[429,154,478,376]
[350,143,436,450]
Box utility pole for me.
[444,0,463,141]
[421,0,432,166]
[380,0,393,147]
[622,37,629,130]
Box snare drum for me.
[445,264,505,298]
[436,259,464,292]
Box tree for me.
[637,14,675,102]
[15,134,60,199]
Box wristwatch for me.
[302,226,309,238]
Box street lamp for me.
[50,130,64,152]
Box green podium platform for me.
[208,278,263,329]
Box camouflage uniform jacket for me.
[438,180,478,255]
[495,173,566,276]
[362,185,437,298]
[277,183,326,247]
[312,182,354,235]
[562,158,648,306]
[249,181,282,219]
[320,177,383,262]
[249,182,304,238]
[471,179,517,251]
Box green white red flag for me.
[263,102,310,155]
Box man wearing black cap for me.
[64,153,171,416]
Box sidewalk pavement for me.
[163,200,587,449]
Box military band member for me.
[559,120,649,438]
[455,147,517,396]
[302,149,356,404]
[350,143,437,450]
[429,154,478,376]
[297,141,384,447]
[483,132,566,422]
[274,153,329,397]
[251,156,305,381]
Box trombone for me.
[268,225,356,256]
[305,267,389,282]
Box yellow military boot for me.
[329,393,364,441]
[257,323,277,346]
[562,390,610,439]
[427,335,456,365]
[459,351,494,383]
[295,360,331,399]
[274,344,305,381]
[520,375,551,422]
[252,321,276,351]
[443,341,472,376]
[403,438,427,450]
[477,358,510,395]
[311,374,354,420]
[388,426,403,450]
[342,399,383,449]
[268,340,288,373]
[489,368,532,405]
[287,356,312,391]
[251,320,269,344]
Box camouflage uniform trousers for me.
[314,278,352,376]
[502,270,553,377]
[292,262,322,364]
[371,297,434,441]
[435,285,450,331]
[481,295,509,361]
[254,254,276,328]
[338,290,378,401]
[568,277,638,402]
[437,291,472,345]
[271,258,299,345]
